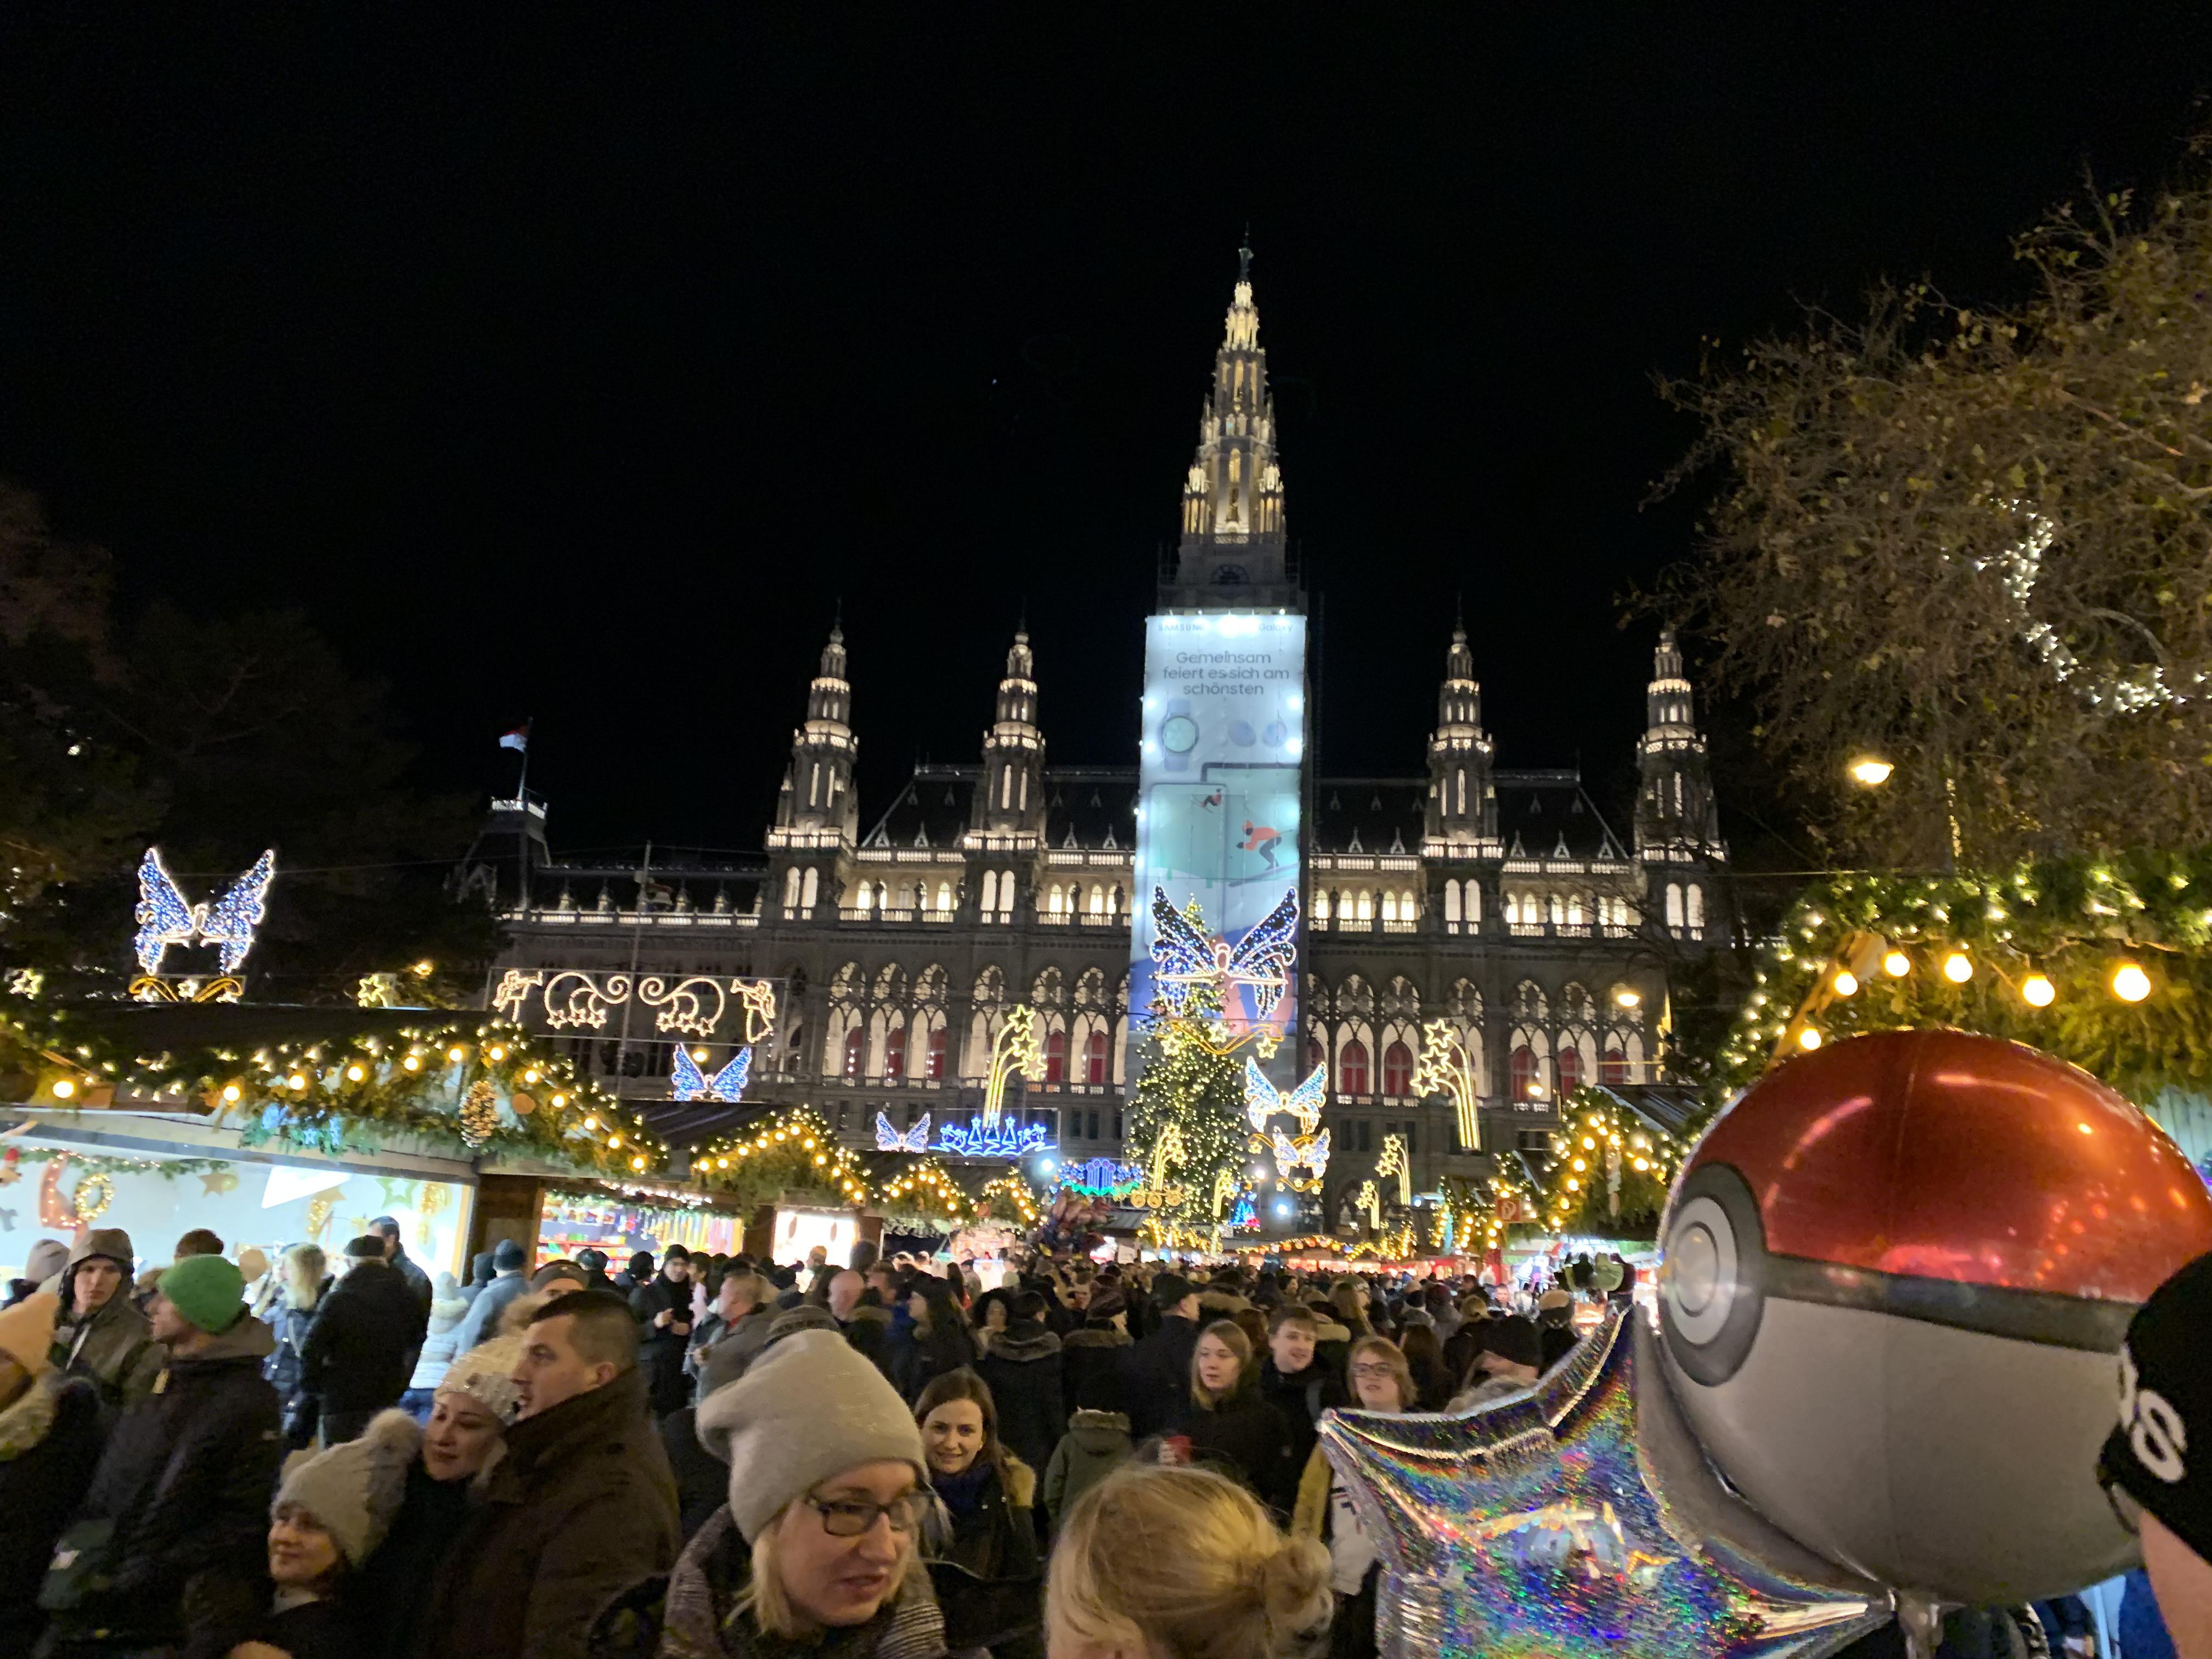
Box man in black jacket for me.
[627,1244,694,1417]
[41,1256,281,1658]
[371,1215,435,1313]
[298,1235,430,1444]
[1121,1272,1201,1440]
[1256,1304,1343,1474]
[976,1289,1066,1475]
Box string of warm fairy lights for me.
[2,1002,659,1175]
[1537,1092,1679,1235]
[691,1107,872,1206]
[876,1156,972,1225]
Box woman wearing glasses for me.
[667,1328,950,1657]
[1291,1336,1414,1659]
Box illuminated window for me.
[1382,1041,1412,1097]
[1340,1039,1370,1096]
[1085,1029,1109,1085]
[1510,1045,1538,1099]
[926,1028,948,1080]
[1558,1048,1583,1096]
[1044,1029,1067,1084]
[1601,1046,1628,1086]
[1666,883,1684,929]
[842,1028,864,1079]
[884,1026,907,1079]
[1687,884,1706,930]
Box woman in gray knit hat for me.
[629,1327,948,1658]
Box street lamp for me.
[1848,756,1895,787]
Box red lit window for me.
[1044,1029,1067,1084]
[1308,1036,1327,1075]
[842,1028,865,1079]
[1510,1045,1538,1100]
[1557,1048,1583,1096]
[1601,1046,1628,1086]
[1339,1039,1370,1096]
[926,1027,948,1080]
[1085,1029,1109,1085]
[884,1026,907,1080]
[1382,1041,1413,1097]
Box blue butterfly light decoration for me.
[671,1046,751,1103]
[875,1111,932,1153]
[1243,1055,1326,1135]
[134,847,276,975]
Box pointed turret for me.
[1424,620,1496,847]
[1161,242,1296,608]
[772,623,859,844]
[1634,628,1725,860]
[973,629,1046,838]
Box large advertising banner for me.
[1132,613,1307,1085]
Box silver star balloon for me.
[1319,1307,1894,1659]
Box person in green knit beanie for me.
[157,1253,249,1338]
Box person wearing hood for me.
[452,1238,533,1354]
[0,1293,101,1659]
[237,1408,420,1659]
[297,1236,431,1446]
[1041,1403,1133,1533]
[353,1333,526,1659]
[609,1328,947,1658]
[5,1239,67,1311]
[398,1272,470,1424]
[38,1254,281,1659]
[628,1245,695,1418]
[48,1227,163,1415]
[418,1290,678,1659]
[974,1290,1065,1479]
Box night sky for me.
[1,10,2207,858]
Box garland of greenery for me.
[0,997,659,1178]
[873,1156,973,1233]
[691,1107,871,1210]
[978,1170,1041,1230]
[1712,848,2212,1106]
[1534,1089,1682,1239]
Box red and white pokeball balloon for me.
[1657,1029,2212,1604]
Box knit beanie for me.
[274,1409,420,1566]
[493,1239,527,1272]
[0,1291,57,1375]
[697,1329,927,1543]
[766,1304,839,1346]
[159,1254,245,1335]
[437,1331,525,1421]
[2102,1249,2212,1567]
[21,1240,67,1290]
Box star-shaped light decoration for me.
[1320,1307,1891,1659]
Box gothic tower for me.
[1424,621,1497,846]
[774,624,859,843]
[1160,242,1296,608]
[972,629,1047,838]
[1633,628,1725,859]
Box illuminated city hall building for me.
[466,253,1729,1218]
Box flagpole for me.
[515,716,533,806]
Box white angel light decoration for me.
[132,847,275,1001]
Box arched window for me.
[1601,1045,1629,1086]
[1380,890,1400,923]
[1308,1035,1327,1075]
[1687,884,1706,930]
[1557,1047,1583,1096]
[1443,882,1461,924]
[936,881,953,913]
[884,1026,907,1079]
[1356,890,1374,921]
[1044,1029,1067,1085]
[981,870,1000,912]
[1382,1041,1413,1097]
[842,1028,865,1079]
[927,1027,949,1080]
[855,883,873,912]
[1313,889,1331,922]
[1085,1029,1109,1084]
[1510,1045,1538,1101]
[1455,768,1466,816]
[1340,1039,1370,1096]
[1665,883,1684,929]
[801,867,820,910]
[1465,881,1481,923]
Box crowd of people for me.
[0,1223,2205,1659]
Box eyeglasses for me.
[810,1492,925,1538]
[1350,1362,1400,1380]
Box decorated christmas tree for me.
[1127,976,1250,1236]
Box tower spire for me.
[1425,624,1494,848]
[773,621,859,843]
[1634,625,1725,861]
[1161,245,1294,608]
[973,628,1045,838]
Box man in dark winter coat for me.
[0,1294,101,1659]
[371,1215,435,1312]
[40,1257,281,1659]
[452,1237,531,1351]
[627,1244,695,1416]
[1060,1286,1133,1419]
[574,1246,616,1295]
[975,1289,1066,1475]
[422,1291,679,1659]
[1256,1304,1344,1475]
[297,1235,431,1443]
[1121,1272,1201,1440]
[696,1271,778,1398]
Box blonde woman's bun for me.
[1048,1463,1338,1659]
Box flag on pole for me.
[499,724,530,753]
